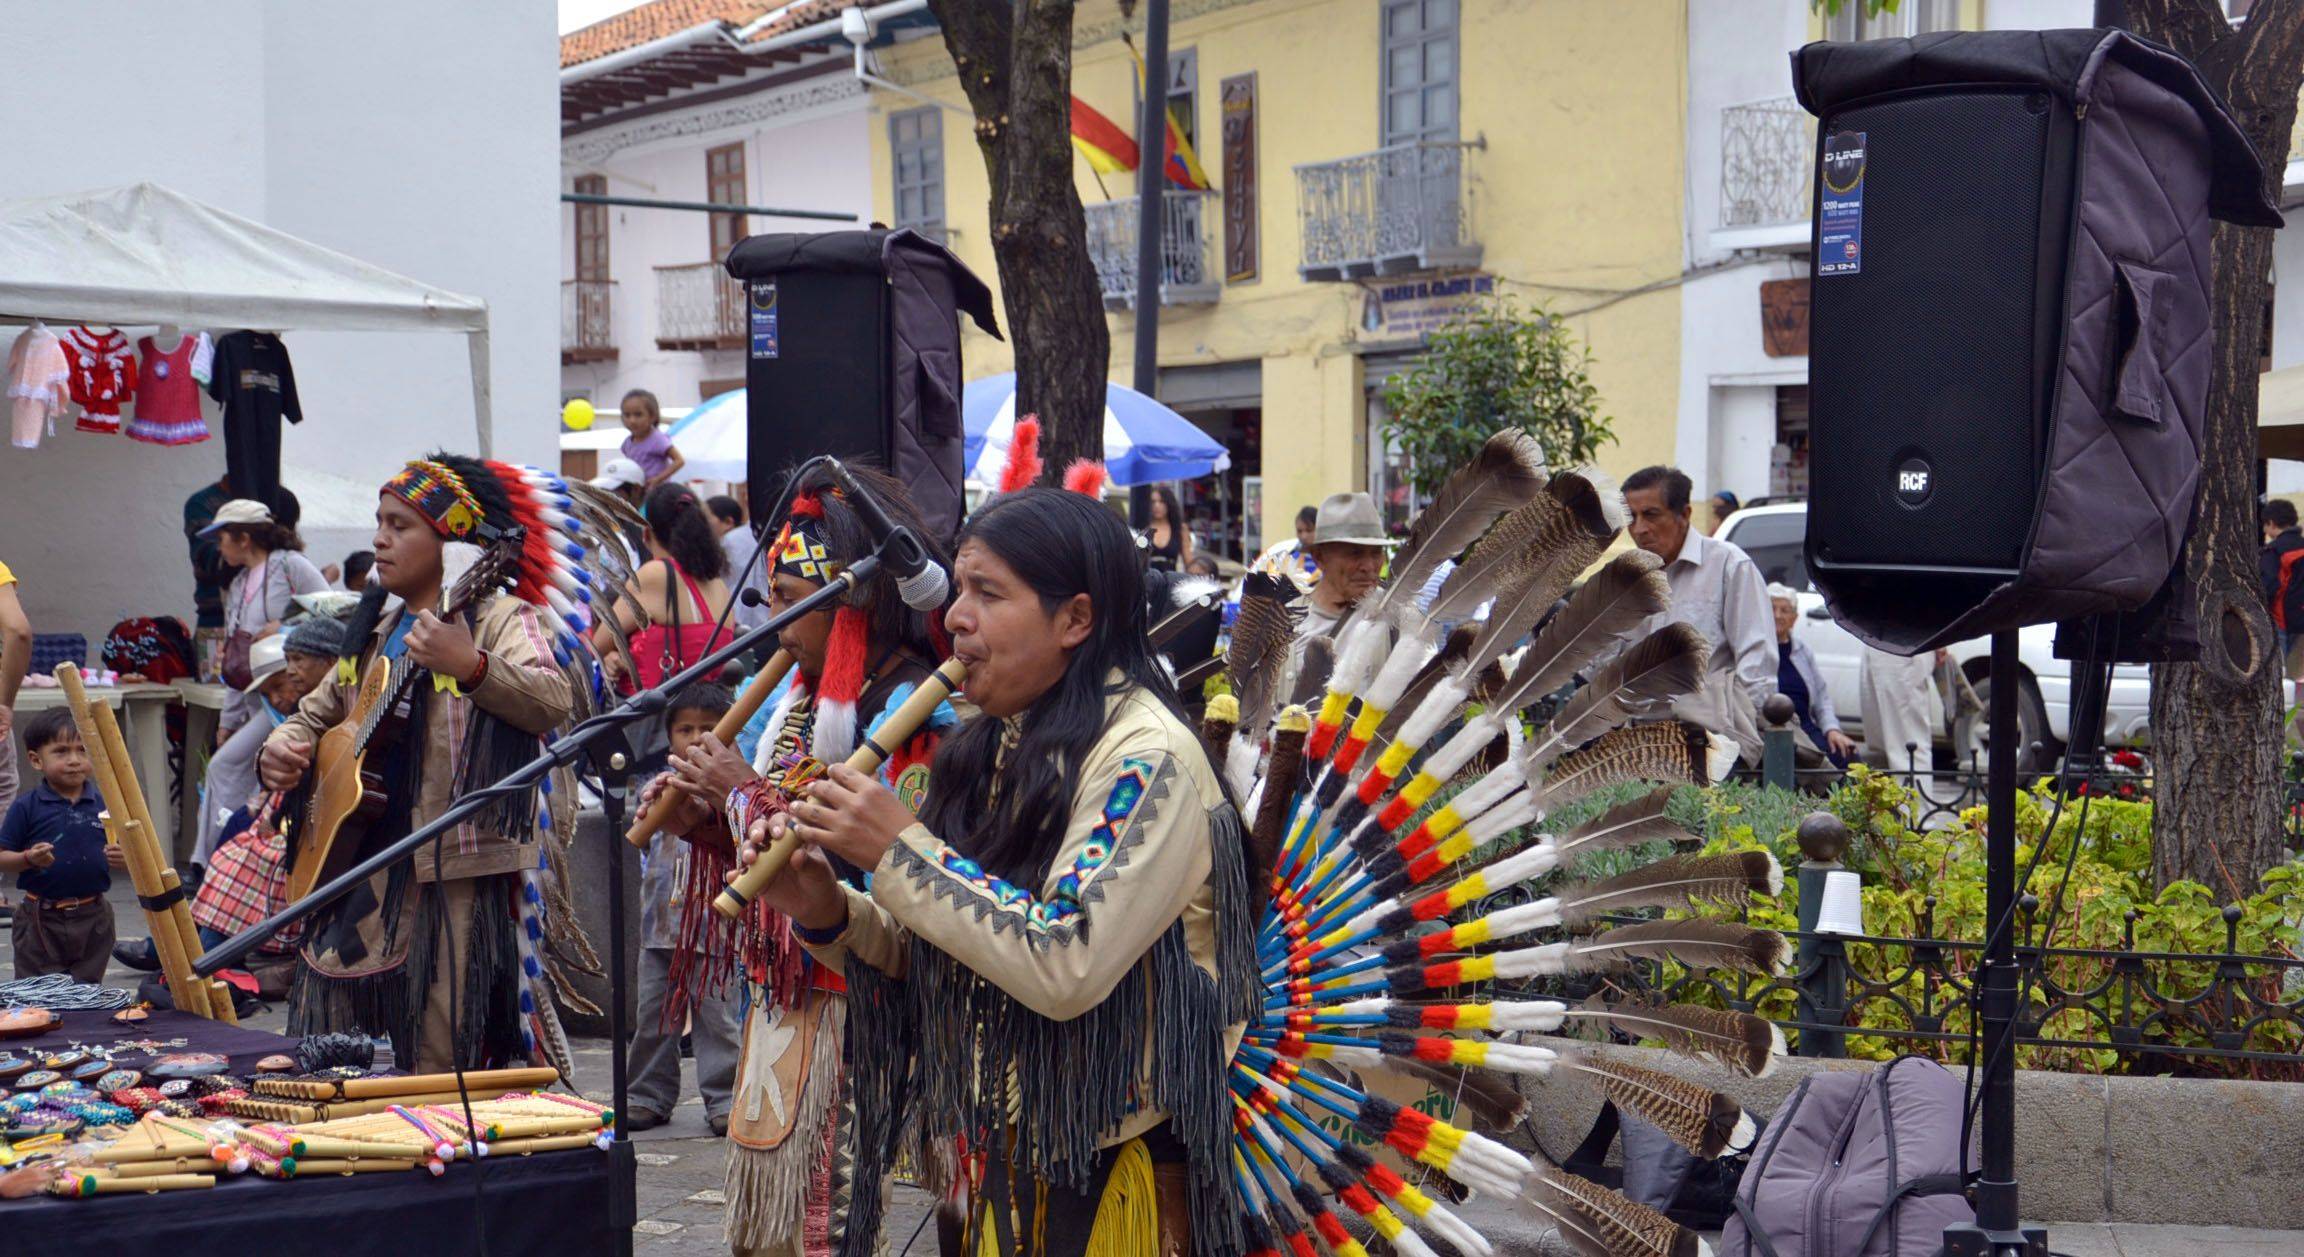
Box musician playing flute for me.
[747,488,1259,1256]
[642,461,953,1257]
[258,455,613,1076]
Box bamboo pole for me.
[86,696,237,1025]
[54,665,212,1020]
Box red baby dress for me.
[61,325,134,434]
[126,332,214,446]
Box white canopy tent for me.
[0,182,496,452]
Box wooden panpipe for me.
[55,664,234,1023]
[713,656,965,919]
[626,649,796,848]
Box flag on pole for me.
[1124,39,1213,191]
[1069,96,1139,175]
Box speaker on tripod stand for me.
[1791,29,2278,1257]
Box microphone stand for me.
[195,548,890,1219]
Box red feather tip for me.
[1000,416,1045,494]
[1062,458,1108,499]
[788,490,827,520]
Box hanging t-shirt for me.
[127,332,215,446]
[4,325,68,450]
[60,326,135,433]
[208,331,303,508]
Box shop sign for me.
[1221,73,1259,284]
[1355,273,1494,342]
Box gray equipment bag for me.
[1721,1057,1975,1257]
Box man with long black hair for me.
[748,486,1259,1255]
[641,460,956,1257]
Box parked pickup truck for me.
[1716,501,2149,770]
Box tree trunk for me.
[2125,0,2304,895]
[930,0,1111,483]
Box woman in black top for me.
[1143,484,1192,572]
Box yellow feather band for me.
[1397,770,1444,810]
[1348,704,1387,741]
[1375,740,1417,778]
[1424,804,1466,841]
[1318,691,1352,728]
[1445,874,1490,910]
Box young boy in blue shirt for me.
[0,708,125,981]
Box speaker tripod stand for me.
[1942,631,2048,1257]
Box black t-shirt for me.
[208,332,304,507]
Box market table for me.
[0,1011,636,1255]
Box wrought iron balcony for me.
[561,279,616,364]
[655,262,744,351]
[1719,96,1815,230]
[1084,189,1221,311]
[1295,140,1482,281]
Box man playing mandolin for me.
[258,455,626,1075]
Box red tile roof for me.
[560,0,777,69]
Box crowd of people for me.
[0,435,1968,1252]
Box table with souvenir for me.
[0,1005,626,1251]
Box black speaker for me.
[737,263,889,518]
[1792,31,2279,654]
[723,230,998,544]
[1805,88,2074,578]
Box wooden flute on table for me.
[625,649,796,849]
[712,657,966,920]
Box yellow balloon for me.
[563,398,596,432]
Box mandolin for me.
[290,533,525,903]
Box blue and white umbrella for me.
[962,372,1230,487]
[667,387,749,483]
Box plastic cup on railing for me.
[1815,870,1865,936]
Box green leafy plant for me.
[1634,768,2304,1078]
[1378,298,1614,496]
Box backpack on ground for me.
[1721,1056,1977,1257]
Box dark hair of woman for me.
[918,487,1194,888]
[225,520,306,554]
[1151,485,1182,526]
[642,482,727,580]
[775,461,947,669]
[705,494,745,529]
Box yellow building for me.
[860,0,1689,556]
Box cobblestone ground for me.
[12,884,2304,1255]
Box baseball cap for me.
[590,458,645,491]
[197,499,275,536]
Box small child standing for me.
[619,388,685,490]
[0,708,126,981]
[627,682,741,1134]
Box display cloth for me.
[0,1010,633,1254]
[0,182,498,455]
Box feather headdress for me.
[1200,427,1785,1257]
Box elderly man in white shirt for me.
[1618,466,1776,763]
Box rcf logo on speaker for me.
[1895,456,1933,506]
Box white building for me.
[1676,0,2304,505]
[0,0,558,638]
[556,1,930,478]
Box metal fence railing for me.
[654,261,742,349]
[1083,189,1221,311]
[1719,96,1814,230]
[561,278,614,359]
[1295,139,1482,281]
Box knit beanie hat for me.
[284,617,345,660]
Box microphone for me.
[823,457,950,611]
[740,586,768,607]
